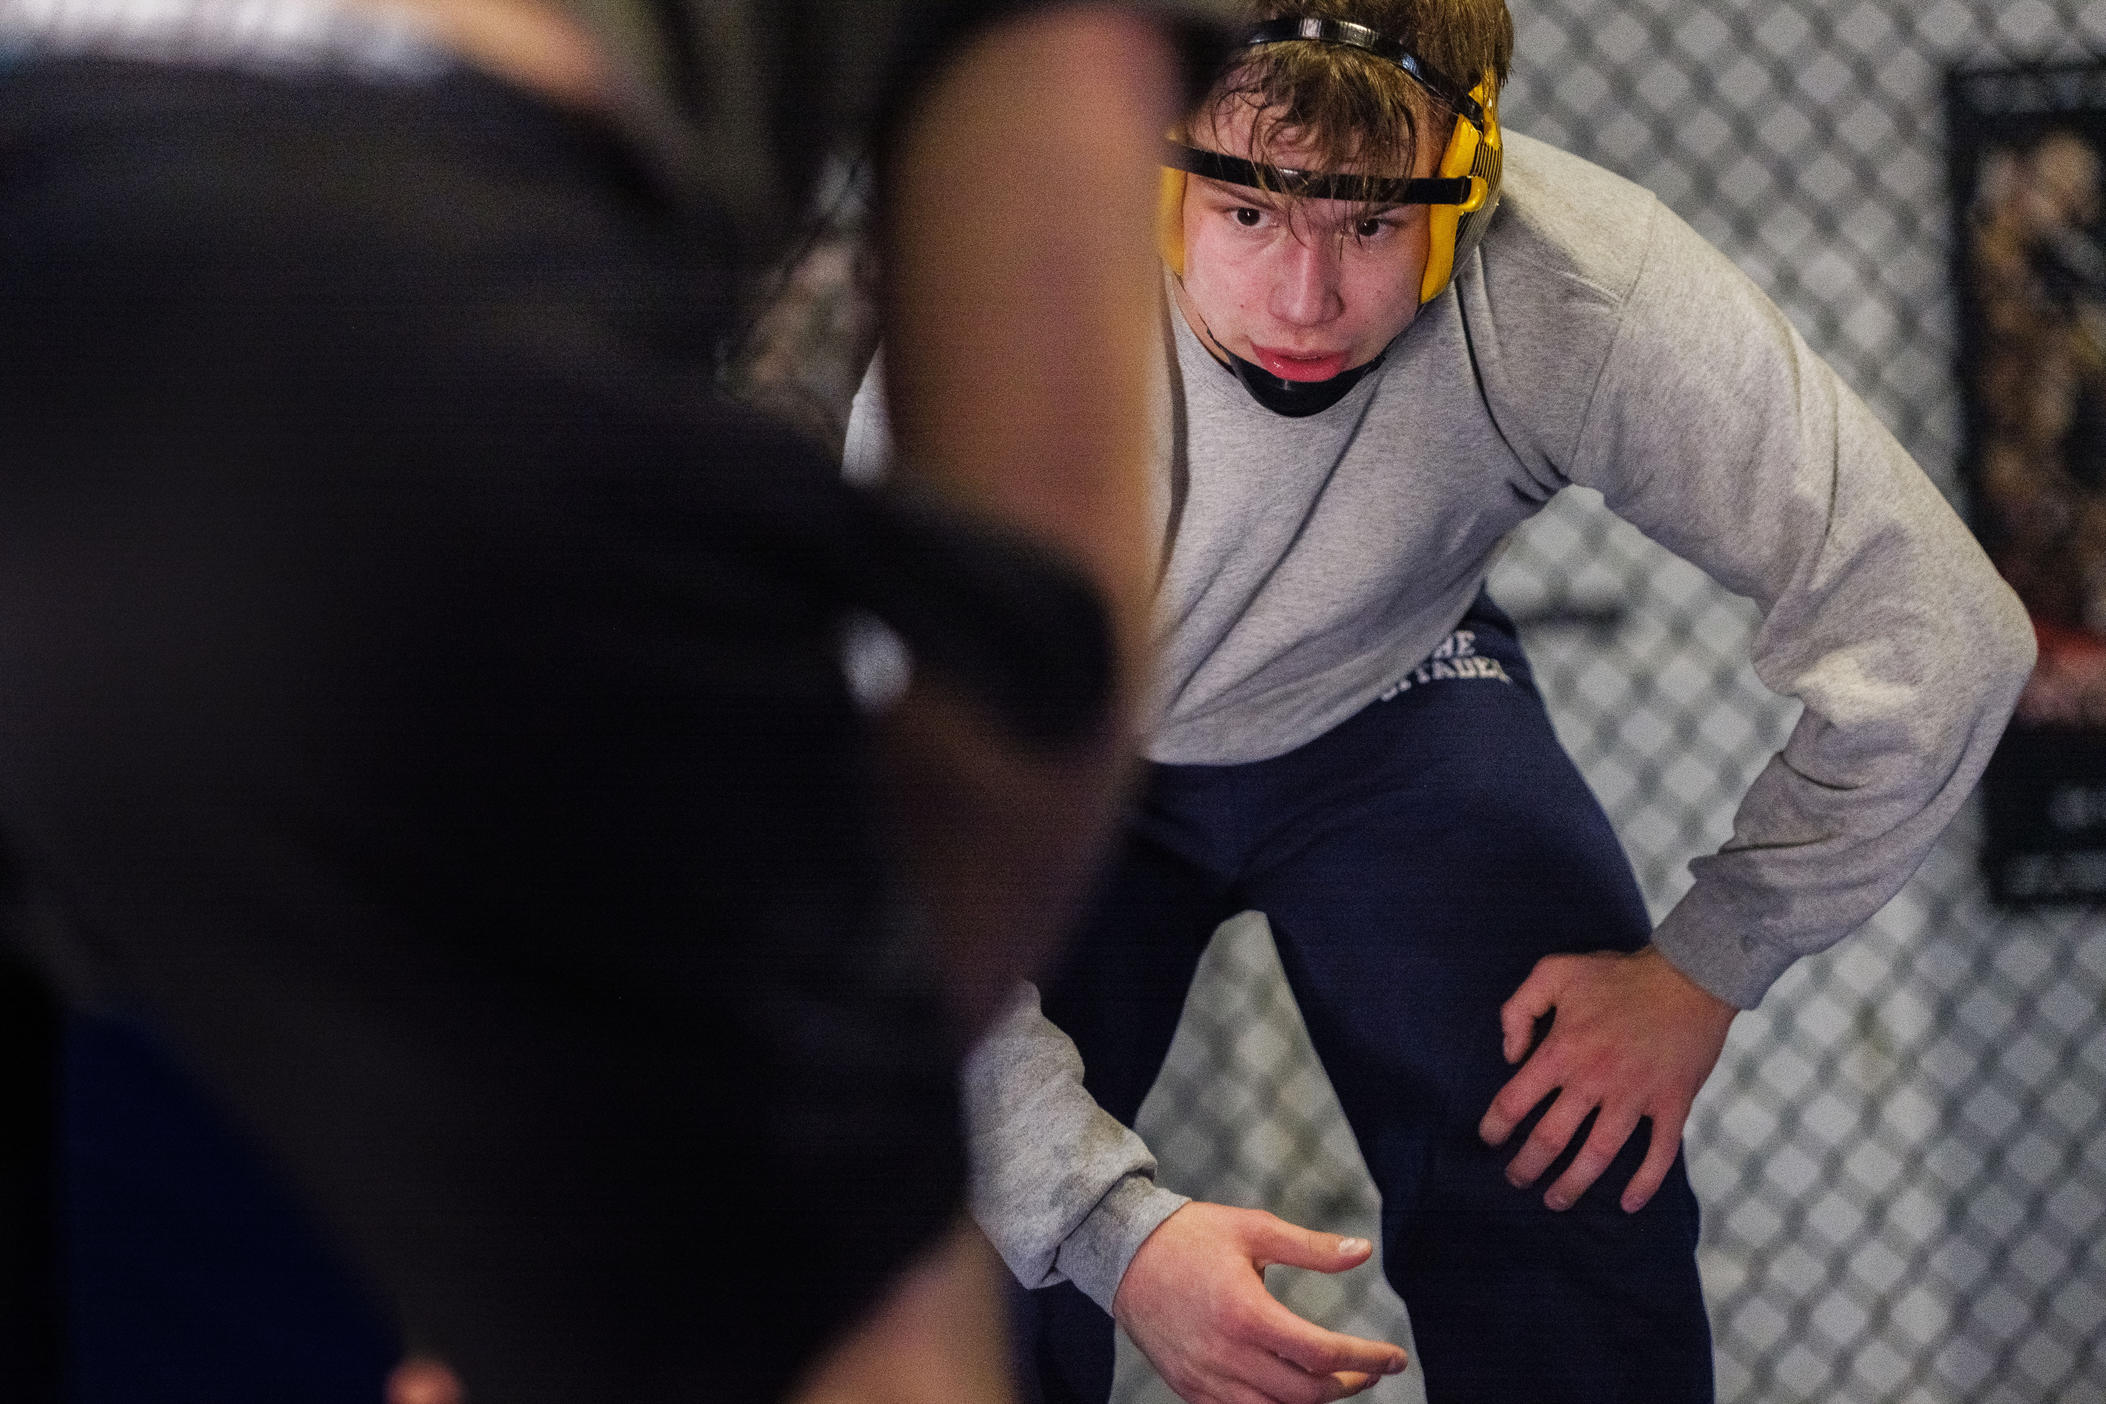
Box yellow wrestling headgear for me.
[1157,16,1503,306]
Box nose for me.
[1269,235,1343,328]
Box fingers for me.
[1498,958,1562,1064]
[1115,1202,1404,1404]
[1224,1345,1373,1404]
[1478,1046,1556,1149]
[1621,1106,1688,1213]
[1483,958,1573,1145]
[1486,1064,1697,1213]
[1500,1087,1594,1191]
[1245,1213,1374,1274]
[1540,1103,1642,1210]
[1248,1294,1409,1379]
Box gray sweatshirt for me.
[845,131,2034,1311]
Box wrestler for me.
[848,4,2033,1399]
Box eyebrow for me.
[1194,178,1410,213]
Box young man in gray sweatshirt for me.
[849,2,2034,1400]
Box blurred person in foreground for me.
[0,1,1238,1400]
[849,2,2035,1400]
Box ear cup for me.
[1158,167,1188,276]
[1418,76,1503,304]
[1445,79,1504,290]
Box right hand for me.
[1111,1202,1408,1404]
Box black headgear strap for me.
[1216,344,1388,416]
[1242,17,1485,126]
[1162,141,1474,206]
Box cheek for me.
[1342,227,1431,340]
[1179,228,1265,319]
[1385,221,1433,301]
[1345,261,1422,342]
[1364,294,1420,349]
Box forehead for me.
[1181,102,1432,225]
[1192,96,1266,148]
[1193,95,1340,171]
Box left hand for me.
[1477,946,1737,1214]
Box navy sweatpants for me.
[1024,596,1714,1403]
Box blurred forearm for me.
[786,1216,1015,1404]
[877,6,1179,1033]
[882,4,1177,686]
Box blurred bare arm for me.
[878,6,1182,1034]
[884,4,1172,669]
[788,1217,1017,1404]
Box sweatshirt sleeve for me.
[961,985,1189,1311]
[1563,201,2035,1009]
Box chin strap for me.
[1220,346,1386,416]
[1191,309,1388,417]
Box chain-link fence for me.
[731,3,2106,1399]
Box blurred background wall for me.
[731,2,2106,1399]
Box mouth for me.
[1249,345,1352,381]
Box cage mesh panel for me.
[1107,2,2106,1400]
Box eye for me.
[1232,206,1264,228]
[1355,217,1389,240]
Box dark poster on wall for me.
[1952,61,2106,902]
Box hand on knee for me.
[1478,946,1736,1213]
[1111,1202,1407,1404]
